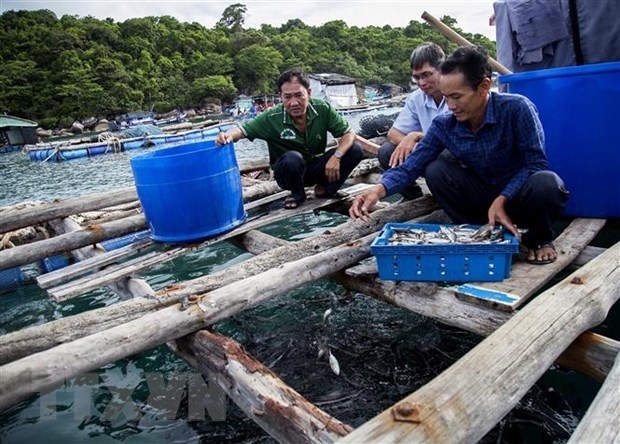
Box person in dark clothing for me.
[350,46,569,264]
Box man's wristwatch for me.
[333,150,344,159]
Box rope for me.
[0,232,16,250]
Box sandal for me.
[526,242,557,265]
[284,196,304,209]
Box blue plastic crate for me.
[370,223,520,282]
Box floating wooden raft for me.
[0,164,618,442]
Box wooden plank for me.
[338,241,620,443]
[568,351,620,443]
[47,218,155,301]
[345,219,606,312]
[466,218,607,310]
[0,187,138,235]
[0,214,148,272]
[355,134,380,156]
[47,183,377,301]
[173,330,353,443]
[36,238,156,289]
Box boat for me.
[154,110,188,126]
[23,121,237,162]
[120,111,155,127]
[0,114,38,153]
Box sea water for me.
[0,110,617,443]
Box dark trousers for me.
[424,155,570,248]
[378,141,423,199]
[273,144,364,201]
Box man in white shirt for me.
[378,42,450,199]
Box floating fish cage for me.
[370,223,520,282]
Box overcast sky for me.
[2,0,498,40]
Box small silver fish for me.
[323,308,332,324]
[328,350,340,376]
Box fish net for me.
[357,112,399,139]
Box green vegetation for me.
[0,5,494,128]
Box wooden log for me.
[47,217,155,300]
[355,134,381,156]
[336,219,618,381]
[421,11,511,75]
[0,187,138,235]
[555,331,620,383]
[173,330,353,443]
[0,228,383,410]
[0,214,147,271]
[338,242,620,443]
[568,352,620,443]
[0,198,440,365]
[36,188,289,291]
[0,160,267,236]
[222,218,620,384]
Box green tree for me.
[233,44,284,95]
[217,3,247,33]
[190,75,237,103]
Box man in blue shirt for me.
[217,69,363,209]
[377,42,450,199]
[350,46,569,265]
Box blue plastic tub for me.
[130,139,247,243]
[499,62,620,217]
[370,223,519,282]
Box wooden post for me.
[421,11,512,75]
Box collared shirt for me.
[392,88,449,134]
[381,92,548,200]
[240,97,351,166]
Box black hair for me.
[277,68,310,92]
[410,42,445,70]
[439,46,492,89]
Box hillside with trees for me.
[0,4,494,129]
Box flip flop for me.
[526,242,557,265]
[284,196,304,209]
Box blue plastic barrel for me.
[130,139,247,242]
[499,62,620,217]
